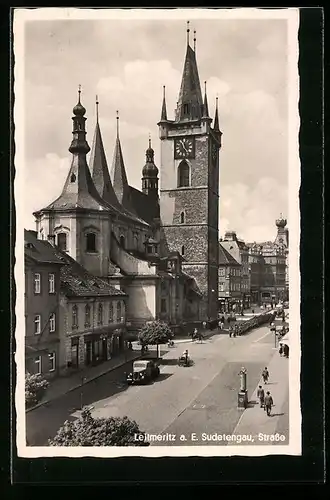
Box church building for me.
[32,23,222,342]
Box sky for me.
[22,15,292,242]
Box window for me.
[108,303,114,323]
[72,305,78,329]
[98,303,103,325]
[147,245,153,254]
[161,298,167,313]
[57,233,67,251]
[180,211,185,224]
[86,233,96,253]
[181,245,185,256]
[34,273,41,294]
[48,352,56,372]
[35,356,41,375]
[133,234,139,249]
[183,103,190,115]
[49,313,56,333]
[70,173,76,183]
[219,268,225,277]
[34,315,41,335]
[48,273,55,293]
[219,284,224,292]
[85,304,91,327]
[120,235,125,249]
[116,301,122,322]
[177,161,190,188]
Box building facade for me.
[25,230,63,378]
[218,242,242,312]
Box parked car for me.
[126,359,160,385]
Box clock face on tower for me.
[174,137,195,159]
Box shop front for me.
[84,327,124,366]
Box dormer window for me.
[57,232,67,251]
[70,173,76,183]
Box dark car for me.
[126,359,160,385]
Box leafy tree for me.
[49,409,149,446]
[138,320,172,358]
[25,372,49,407]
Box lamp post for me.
[238,366,248,409]
[80,376,87,410]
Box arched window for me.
[116,301,122,323]
[85,304,91,327]
[86,233,96,253]
[57,232,67,251]
[180,211,185,224]
[181,245,185,256]
[97,303,103,325]
[120,235,125,249]
[108,303,114,323]
[72,305,78,329]
[183,103,190,116]
[177,161,190,188]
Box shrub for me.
[25,372,49,407]
[49,409,150,447]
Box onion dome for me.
[275,214,287,228]
[142,136,159,177]
[73,85,86,116]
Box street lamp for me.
[238,366,248,409]
[80,376,87,410]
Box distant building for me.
[247,215,289,304]
[220,231,251,309]
[218,242,242,312]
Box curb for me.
[26,352,142,413]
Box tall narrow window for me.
[86,233,96,253]
[85,304,91,327]
[98,303,103,325]
[34,273,41,294]
[48,352,56,372]
[183,103,190,115]
[72,305,78,329]
[34,315,41,335]
[109,303,114,323]
[35,356,41,375]
[180,211,185,224]
[49,313,56,333]
[48,273,55,293]
[116,301,122,323]
[120,235,125,249]
[181,245,185,256]
[177,161,190,188]
[57,233,67,251]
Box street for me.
[26,325,289,447]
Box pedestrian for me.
[257,385,265,408]
[264,391,274,416]
[283,344,289,358]
[229,326,232,338]
[262,367,269,384]
[202,321,207,330]
[221,315,225,324]
[218,320,222,332]
[252,308,255,314]
[279,343,283,357]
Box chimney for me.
[47,234,56,247]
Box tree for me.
[25,372,49,407]
[138,320,172,358]
[49,409,150,446]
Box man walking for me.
[257,385,265,408]
[264,391,274,416]
[262,367,270,384]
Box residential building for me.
[218,242,242,312]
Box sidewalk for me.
[230,345,289,445]
[27,349,142,412]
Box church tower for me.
[33,87,113,278]
[158,24,222,321]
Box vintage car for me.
[126,359,160,385]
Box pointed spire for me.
[214,96,220,131]
[202,80,210,118]
[160,85,168,121]
[176,32,203,122]
[89,99,121,208]
[111,111,130,207]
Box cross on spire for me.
[193,30,196,51]
[96,95,99,123]
[116,110,119,136]
[78,84,81,102]
[187,20,190,45]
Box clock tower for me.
[158,26,222,321]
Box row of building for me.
[24,26,288,381]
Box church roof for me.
[219,243,240,266]
[175,44,203,122]
[129,186,159,225]
[89,121,122,209]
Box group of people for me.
[191,328,204,343]
[279,343,289,358]
[257,367,274,416]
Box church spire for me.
[175,24,203,122]
[110,111,130,207]
[213,96,220,131]
[43,87,110,212]
[89,97,121,208]
[160,85,168,121]
[202,80,210,118]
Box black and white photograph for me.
[14,8,301,457]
